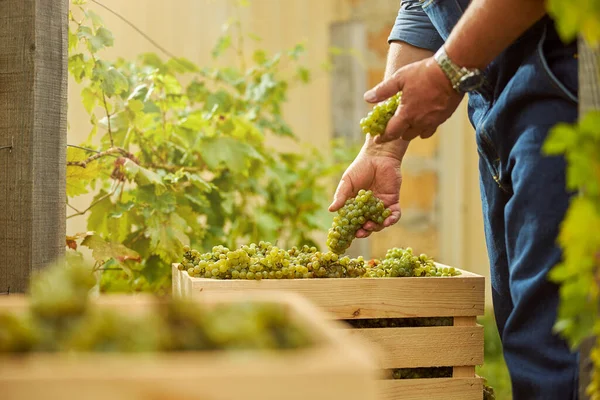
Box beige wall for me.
[68,0,492,306]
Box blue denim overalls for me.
[390,1,579,398]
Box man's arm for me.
[444,0,547,69]
[364,0,548,143]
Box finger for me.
[362,221,378,231]
[375,108,411,144]
[364,70,405,103]
[328,177,354,212]
[356,229,372,238]
[364,222,385,233]
[400,127,422,142]
[383,209,401,227]
[419,128,437,139]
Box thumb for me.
[328,177,354,212]
[363,69,405,103]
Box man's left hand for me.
[364,56,464,143]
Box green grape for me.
[327,190,392,254]
[359,91,402,137]
[0,312,39,353]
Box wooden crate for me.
[173,263,486,400]
[0,292,380,400]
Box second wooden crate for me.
[0,292,379,400]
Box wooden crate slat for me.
[378,377,484,400]
[175,265,485,319]
[349,326,484,369]
[453,316,478,378]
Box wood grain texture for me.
[349,326,484,369]
[0,0,68,294]
[0,293,380,400]
[378,377,484,400]
[452,316,477,378]
[173,264,485,319]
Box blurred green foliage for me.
[477,311,512,400]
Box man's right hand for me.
[328,137,407,238]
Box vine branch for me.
[66,181,121,220]
[90,0,180,60]
[67,147,139,168]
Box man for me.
[329,1,579,399]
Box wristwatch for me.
[434,46,483,93]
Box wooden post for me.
[0,0,68,294]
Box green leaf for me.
[546,0,600,44]
[543,124,577,155]
[288,43,306,60]
[146,213,189,262]
[166,57,199,74]
[81,87,97,113]
[66,147,102,197]
[199,136,263,174]
[212,35,231,59]
[123,160,167,195]
[85,9,104,30]
[296,66,311,83]
[93,61,129,96]
[79,25,114,52]
[68,28,79,53]
[81,234,141,263]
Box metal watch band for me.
[433,46,483,93]
[434,46,463,91]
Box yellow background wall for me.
[68,0,492,306]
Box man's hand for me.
[329,142,404,238]
[364,56,463,144]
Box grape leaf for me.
[146,213,189,262]
[199,136,263,174]
[81,234,141,263]
[66,147,102,197]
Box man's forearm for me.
[445,0,546,69]
[363,42,433,159]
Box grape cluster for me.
[0,257,313,354]
[364,247,461,278]
[326,189,392,254]
[180,242,367,280]
[360,92,402,136]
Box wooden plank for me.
[0,293,380,400]
[348,326,483,369]
[176,265,485,319]
[0,0,68,293]
[453,317,477,378]
[378,377,483,400]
